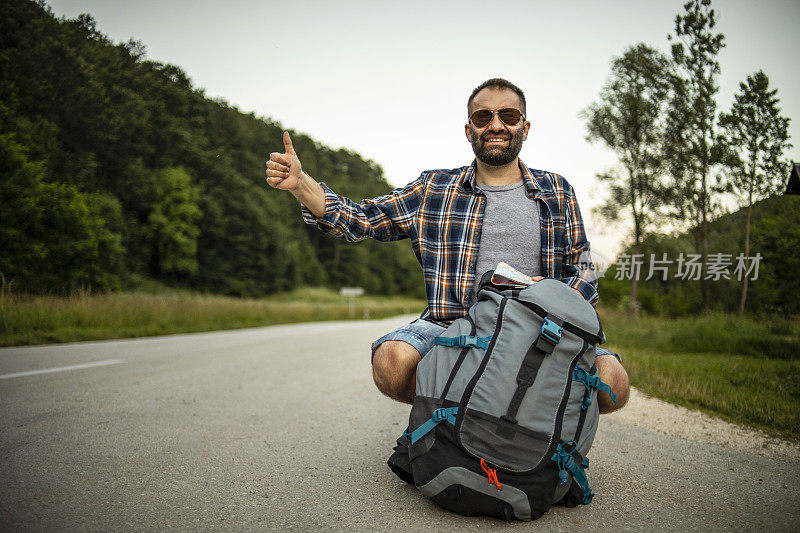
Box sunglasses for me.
[469,108,525,128]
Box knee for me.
[608,369,631,413]
[372,341,420,402]
[596,355,630,414]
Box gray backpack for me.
[388,274,616,521]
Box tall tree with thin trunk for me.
[582,43,673,314]
[664,0,726,313]
[718,70,792,315]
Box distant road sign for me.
[339,287,364,297]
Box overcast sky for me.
[46,0,800,257]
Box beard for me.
[469,126,525,166]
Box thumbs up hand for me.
[266,131,303,191]
[265,131,326,217]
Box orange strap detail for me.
[479,458,502,491]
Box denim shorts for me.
[371,318,447,363]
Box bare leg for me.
[372,340,422,405]
[595,353,630,414]
[373,338,630,411]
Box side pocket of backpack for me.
[407,395,453,460]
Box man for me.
[266,78,629,413]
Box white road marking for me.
[0,359,125,380]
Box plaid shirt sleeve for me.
[560,181,599,307]
[300,176,426,242]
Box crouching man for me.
[266,78,629,413]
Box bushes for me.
[0,134,124,293]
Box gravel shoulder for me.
[608,387,800,461]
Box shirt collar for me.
[460,158,541,197]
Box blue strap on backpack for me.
[404,407,458,444]
[552,441,593,504]
[433,335,493,350]
[573,367,617,410]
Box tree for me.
[718,70,792,315]
[0,133,125,293]
[664,0,726,313]
[582,43,673,313]
[144,167,202,277]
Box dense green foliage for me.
[0,0,425,298]
[599,195,800,316]
[0,133,125,292]
[719,71,792,201]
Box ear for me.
[465,122,472,143]
[522,120,531,141]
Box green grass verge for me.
[600,310,800,359]
[600,309,800,442]
[0,288,425,347]
[3,289,798,441]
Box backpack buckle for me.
[432,408,448,422]
[540,317,563,345]
[460,335,477,347]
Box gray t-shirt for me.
[470,179,541,304]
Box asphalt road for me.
[1,316,798,532]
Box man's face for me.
[465,87,530,166]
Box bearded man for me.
[266,78,629,414]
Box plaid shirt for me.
[301,159,598,325]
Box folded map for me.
[490,262,537,288]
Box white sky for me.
[47,0,800,258]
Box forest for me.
[1,0,425,299]
[1,0,797,318]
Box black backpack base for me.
[386,277,609,521]
[387,436,414,485]
[388,415,584,522]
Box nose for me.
[487,111,506,131]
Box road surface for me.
[1,316,798,531]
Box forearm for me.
[291,172,326,218]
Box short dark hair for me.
[467,78,527,116]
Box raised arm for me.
[266,131,425,243]
[266,131,326,217]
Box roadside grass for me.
[599,310,800,359]
[600,309,800,442]
[3,289,798,441]
[0,288,425,347]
